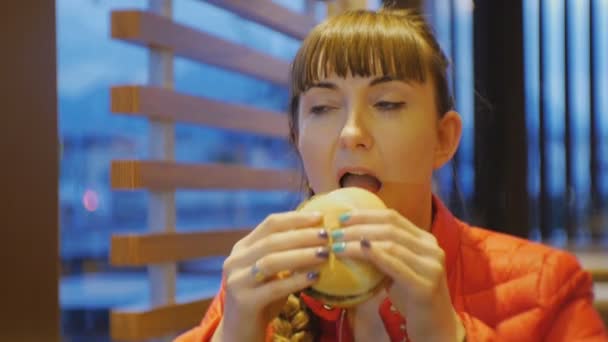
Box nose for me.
[338,105,373,150]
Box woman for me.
[177,7,607,342]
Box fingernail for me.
[318,229,328,239]
[332,241,346,253]
[331,229,344,241]
[339,213,351,223]
[307,271,320,280]
[316,247,330,259]
[360,238,371,249]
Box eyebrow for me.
[309,81,337,90]
[309,75,398,90]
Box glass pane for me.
[542,0,567,244]
[524,0,542,240]
[567,0,592,244]
[593,0,608,242]
[454,0,475,203]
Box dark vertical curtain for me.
[472,0,529,237]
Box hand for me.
[217,211,329,341]
[332,209,466,342]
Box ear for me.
[433,110,462,169]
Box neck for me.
[382,186,434,232]
[348,288,387,324]
[347,296,391,341]
[406,193,434,231]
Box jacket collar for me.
[431,194,462,281]
[301,194,462,321]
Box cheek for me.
[297,119,336,189]
[378,121,437,184]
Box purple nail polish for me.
[316,247,330,259]
[318,229,328,239]
[307,271,320,280]
[360,238,371,249]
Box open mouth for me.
[339,172,382,193]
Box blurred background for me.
[57,1,311,340]
[2,0,607,341]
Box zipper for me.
[337,309,346,342]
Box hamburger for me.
[297,187,388,307]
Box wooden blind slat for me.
[111,229,250,266]
[595,271,608,283]
[111,10,290,86]
[576,252,608,282]
[111,86,289,137]
[595,283,608,325]
[111,160,301,191]
[202,0,316,40]
[110,298,213,341]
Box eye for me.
[374,101,406,111]
[309,105,335,115]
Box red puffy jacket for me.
[176,196,607,341]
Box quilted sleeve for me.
[540,251,607,341]
[457,249,607,342]
[173,279,226,342]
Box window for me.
[58,1,316,340]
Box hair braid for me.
[270,294,317,342]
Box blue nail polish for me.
[331,229,344,241]
[332,241,346,253]
[339,213,351,223]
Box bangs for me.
[290,9,431,95]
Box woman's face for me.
[297,73,460,226]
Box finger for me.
[255,270,321,304]
[330,240,438,279]
[244,211,324,245]
[338,209,426,238]
[330,223,437,256]
[230,246,330,287]
[225,227,329,270]
[333,241,425,286]
[364,245,430,293]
